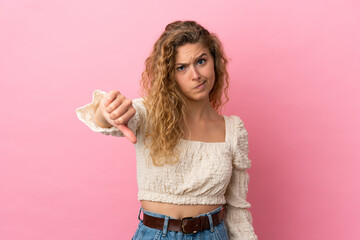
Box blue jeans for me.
[131,205,229,240]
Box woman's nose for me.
[190,65,201,80]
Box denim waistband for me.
[139,205,224,220]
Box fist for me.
[98,90,137,143]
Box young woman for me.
[76,20,257,240]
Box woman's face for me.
[174,42,215,103]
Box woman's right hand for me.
[95,90,137,144]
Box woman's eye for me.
[197,59,206,65]
[176,66,185,71]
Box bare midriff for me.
[140,200,223,219]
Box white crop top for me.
[76,90,258,240]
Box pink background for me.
[1,0,359,239]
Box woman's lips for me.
[195,80,206,89]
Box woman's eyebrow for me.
[175,53,208,65]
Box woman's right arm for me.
[76,89,145,143]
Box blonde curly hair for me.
[140,20,229,166]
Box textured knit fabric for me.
[76,89,258,240]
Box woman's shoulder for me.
[225,115,251,169]
[224,115,249,148]
[224,115,247,131]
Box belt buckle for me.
[181,216,198,234]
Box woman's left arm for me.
[223,116,258,240]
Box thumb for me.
[116,124,137,144]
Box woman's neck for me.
[184,98,216,123]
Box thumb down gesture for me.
[96,90,137,144]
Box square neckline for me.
[180,115,229,144]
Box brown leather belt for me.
[139,206,226,234]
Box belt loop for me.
[206,213,214,233]
[138,208,143,221]
[222,205,226,220]
[162,216,170,237]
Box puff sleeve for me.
[223,116,258,240]
[75,89,145,137]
